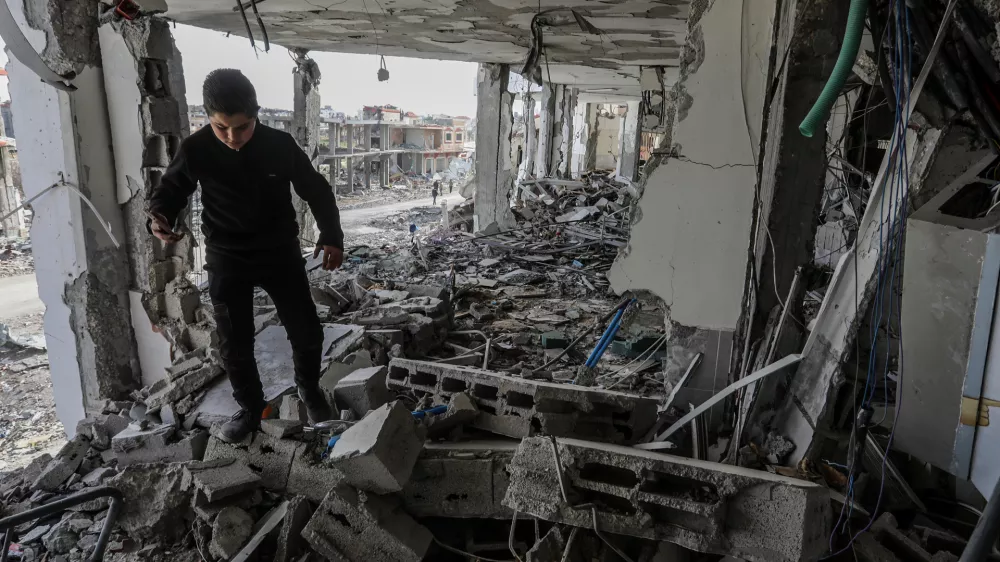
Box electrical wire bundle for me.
[825,0,913,557]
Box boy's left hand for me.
[314,245,344,271]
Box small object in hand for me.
[145,211,184,243]
[313,244,344,271]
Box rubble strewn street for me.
[0,238,33,279]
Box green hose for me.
[799,0,870,137]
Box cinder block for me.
[401,441,515,519]
[388,358,657,444]
[302,486,432,562]
[204,433,305,491]
[115,428,207,466]
[146,363,222,410]
[329,402,425,494]
[184,322,218,350]
[503,437,831,562]
[275,496,313,562]
[279,394,309,423]
[260,419,304,439]
[164,280,200,323]
[334,366,391,416]
[32,436,90,491]
[141,98,182,134]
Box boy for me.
[147,69,344,443]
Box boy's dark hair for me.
[203,69,259,117]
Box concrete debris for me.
[329,401,426,494]
[503,437,831,562]
[108,463,193,543]
[302,485,433,562]
[275,496,313,562]
[32,435,90,491]
[260,418,305,439]
[388,358,658,444]
[402,441,515,519]
[187,458,262,503]
[334,365,391,416]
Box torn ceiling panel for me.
[163,0,690,94]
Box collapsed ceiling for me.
[163,0,692,97]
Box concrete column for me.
[346,124,355,192]
[535,83,556,178]
[473,63,516,231]
[381,124,390,150]
[0,146,24,237]
[557,87,577,178]
[547,85,568,177]
[520,92,536,183]
[328,122,339,151]
[380,155,390,186]
[331,157,341,185]
[616,101,641,182]
[416,154,422,174]
[363,155,371,189]
[8,2,152,431]
[291,49,321,242]
[583,103,599,173]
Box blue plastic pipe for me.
[589,315,623,367]
[586,307,626,367]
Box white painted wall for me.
[7,55,89,433]
[609,0,774,330]
[596,110,621,170]
[99,26,145,205]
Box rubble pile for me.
[0,238,33,278]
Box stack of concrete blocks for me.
[387,358,658,444]
[98,15,214,356]
[503,437,831,562]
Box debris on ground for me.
[0,238,33,278]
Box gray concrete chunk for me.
[503,437,831,562]
[329,402,426,494]
[187,458,262,503]
[260,419,305,439]
[209,506,254,560]
[275,496,313,562]
[32,436,90,491]
[401,440,515,519]
[334,366,390,416]
[302,486,432,562]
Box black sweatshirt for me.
[149,122,344,264]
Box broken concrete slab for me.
[388,358,657,444]
[319,349,374,406]
[503,437,830,562]
[260,419,305,439]
[186,458,262,504]
[114,426,207,467]
[401,440,515,519]
[275,496,313,562]
[209,506,254,559]
[302,486,433,562]
[146,362,223,410]
[32,435,90,491]
[81,467,116,487]
[329,401,426,494]
[204,432,306,491]
[334,365,390,417]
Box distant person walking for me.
[431,183,439,206]
[449,179,454,194]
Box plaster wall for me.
[595,111,621,170]
[609,0,773,331]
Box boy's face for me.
[209,112,256,151]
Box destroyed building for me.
[2,0,1000,560]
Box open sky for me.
[0,23,480,118]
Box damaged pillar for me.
[534,82,556,178]
[519,91,536,182]
[473,63,515,231]
[346,124,355,192]
[291,49,321,242]
[363,125,372,190]
[547,84,568,177]
[380,155,390,187]
[556,87,577,178]
[616,101,641,182]
[9,0,144,431]
[583,103,599,173]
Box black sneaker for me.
[218,409,260,443]
[298,387,333,424]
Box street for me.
[339,192,464,231]
[0,274,43,321]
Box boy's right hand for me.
[147,211,184,243]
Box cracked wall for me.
[291,50,321,243]
[100,13,213,388]
[608,0,776,392]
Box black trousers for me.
[207,256,323,412]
